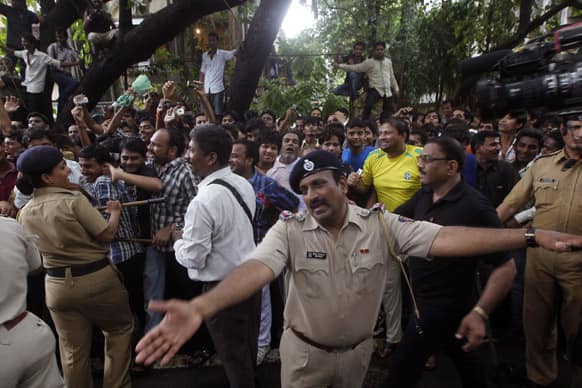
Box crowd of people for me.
[0,10,581,388]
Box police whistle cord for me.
[378,212,423,335]
[96,196,166,210]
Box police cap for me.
[289,150,342,194]
[17,145,64,175]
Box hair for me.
[426,136,465,171]
[120,138,148,157]
[353,40,366,49]
[0,132,3,143]
[5,129,23,143]
[194,112,207,121]
[21,33,39,49]
[260,110,276,121]
[545,129,565,150]
[208,32,219,40]
[516,127,544,149]
[78,144,111,164]
[365,119,378,136]
[442,99,454,107]
[245,117,266,133]
[257,132,281,151]
[442,119,470,145]
[138,114,155,126]
[335,107,349,117]
[507,110,528,128]
[346,118,367,130]
[424,110,441,124]
[373,41,386,49]
[409,129,428,146]
[309,107,322,116]
[27,111,49,124]
[164,128,186,156]
[233,139,259,166]
[54,134,75,150]
[318,124,345,145]
[380,117,409,136]
[222,110,239,121]
[471,130,500,153]
[24,128,53,146]
[304,116,321,127]
[189,124,232,166]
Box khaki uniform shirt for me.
[339,57,399,98]
[502,149,582,235]
[251,204,441,347]
[18,187,109,268]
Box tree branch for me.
[118,0,133,39]
[495,0,580,50]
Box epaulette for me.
[359,202,384,217]
[279,210,306,222]
[535,150,561,160]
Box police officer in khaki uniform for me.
[136,150,582,388]
[16,146,133,388]
[498,115,582,388]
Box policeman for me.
[498,114,582,388]
[137,150,582,388]
[16,146,133,388]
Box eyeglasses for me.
[417,155,449,163]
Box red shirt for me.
[0,162,17,201]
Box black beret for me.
[17,145,63,175]
[289,150,342,194]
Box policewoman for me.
[16,146,133,388]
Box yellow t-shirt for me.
[361,145,422,211]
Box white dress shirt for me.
[14,49,60,93]
[174,166,256,281]
[200,49,236,94]
[0,217,41,323]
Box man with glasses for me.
[386,136,516,388]
[497,116,582,388]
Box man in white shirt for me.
[199,32,236,116]
[173,124,261,388]
[0,217,64,388]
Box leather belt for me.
[45,258,110,278]
[291,328,366,353]
[3,311,27,330]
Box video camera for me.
[459,23,582,119]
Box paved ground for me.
[92,336,573,388]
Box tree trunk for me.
[54,0,246,129]
[227,0,292,115]
[118,0,133,39]
[39,0,56,50]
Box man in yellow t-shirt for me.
[348,117,422,356]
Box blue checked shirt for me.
[149,157,197,252]
[249,169,299,243]
[92,176,143,264]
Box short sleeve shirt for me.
[200,49,236,94]
[361,145,423,211]
[502,149,582,235]
[250,204,441,347]
[18,187,109,267]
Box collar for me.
[199,166,231,188]
[158,157,184,172]
[302,203,365,232]
[273,155,298,168]
[553,149,580,165]
[34,186,77,196]
[422,180,465,203]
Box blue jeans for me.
[143,246,167,333]
[207,90,225,116]
[51,70,79,115]
[333,71,362,97]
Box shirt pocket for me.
[533,177,559,206]
[349,254,386,295]
[293,257,330,299]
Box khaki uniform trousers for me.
[524,248,582,387]
[280,328,373,388]
[0,312,64,388]
[46,265,133,388]
[381,257,402,343]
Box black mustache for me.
[310,199,327,209]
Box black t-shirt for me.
[476,160,519,207]
[124,164,158,239]
[395,181,510,312]
[0,4,38,49]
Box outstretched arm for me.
[430,226,582,257]
[135,259,274,365]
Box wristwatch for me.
[525,226,538,248]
